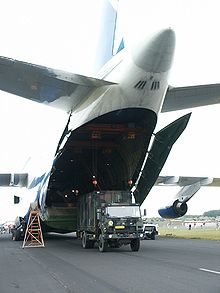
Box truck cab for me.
[78,190,143,252]
[143,223,158,240]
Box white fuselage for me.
[24,29,176,218]
[68,29,175,132]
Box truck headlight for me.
[108,220,114,227]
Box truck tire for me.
[82,232,90,249]
[151,233,155,240]
[88,241,95,248]
[98,234,107,252]
[130,238,140,252]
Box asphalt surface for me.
[0,233,220,293]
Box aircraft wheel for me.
[14,230,21,241]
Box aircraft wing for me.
[0,56,114,112]
[0,173,28,187]
[162,84,220,112]
[155,176,220,218]
[156,176,220,187]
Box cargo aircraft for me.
[1,0,220,234]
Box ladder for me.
[22,202,45,248]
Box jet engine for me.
[157,178,213,219]
[158,199,188,219]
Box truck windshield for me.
[106,206,141,218]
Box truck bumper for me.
[104,232,143,240]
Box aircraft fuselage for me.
[36,29,176,233]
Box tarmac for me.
[0,232,220,293]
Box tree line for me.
[203,210,220,217]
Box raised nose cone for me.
[133,28,176,73]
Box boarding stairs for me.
[22,203,45,248]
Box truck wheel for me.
[82,232,90,249]
[130,238,140,252]
[151,233,155,240]
[88,241,95,248]
[98,234,107,252]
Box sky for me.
[1,0,220,221]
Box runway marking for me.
[199,268,220,276]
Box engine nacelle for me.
[158,200,188,219]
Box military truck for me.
[77,190,143,252]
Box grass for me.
[159,228,220,240]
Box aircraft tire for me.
[12,230,21,241]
